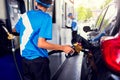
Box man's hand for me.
[62,45,74,54]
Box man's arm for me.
[38,38,74,54]
[65,25,72,29]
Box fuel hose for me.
[2,25,23,80]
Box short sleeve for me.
[38,16,52,40]
[15,17,22,33]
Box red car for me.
[101,32,120,74]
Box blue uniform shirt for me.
[71,18,78,31]
[15,10,52,60]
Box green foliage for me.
[86,8,93,19]
[77,6,93,21]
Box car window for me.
[100,4,118,33]
[95,7,108,29]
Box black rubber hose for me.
[11,39,23,80]
[48,50,63,55]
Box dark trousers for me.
[71,31,77,44]
[22,57,50,80]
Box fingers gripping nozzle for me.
[65,42,82,58]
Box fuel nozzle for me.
[65,42,82,58]
[2,26,15,40]
[73,42,82,53]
